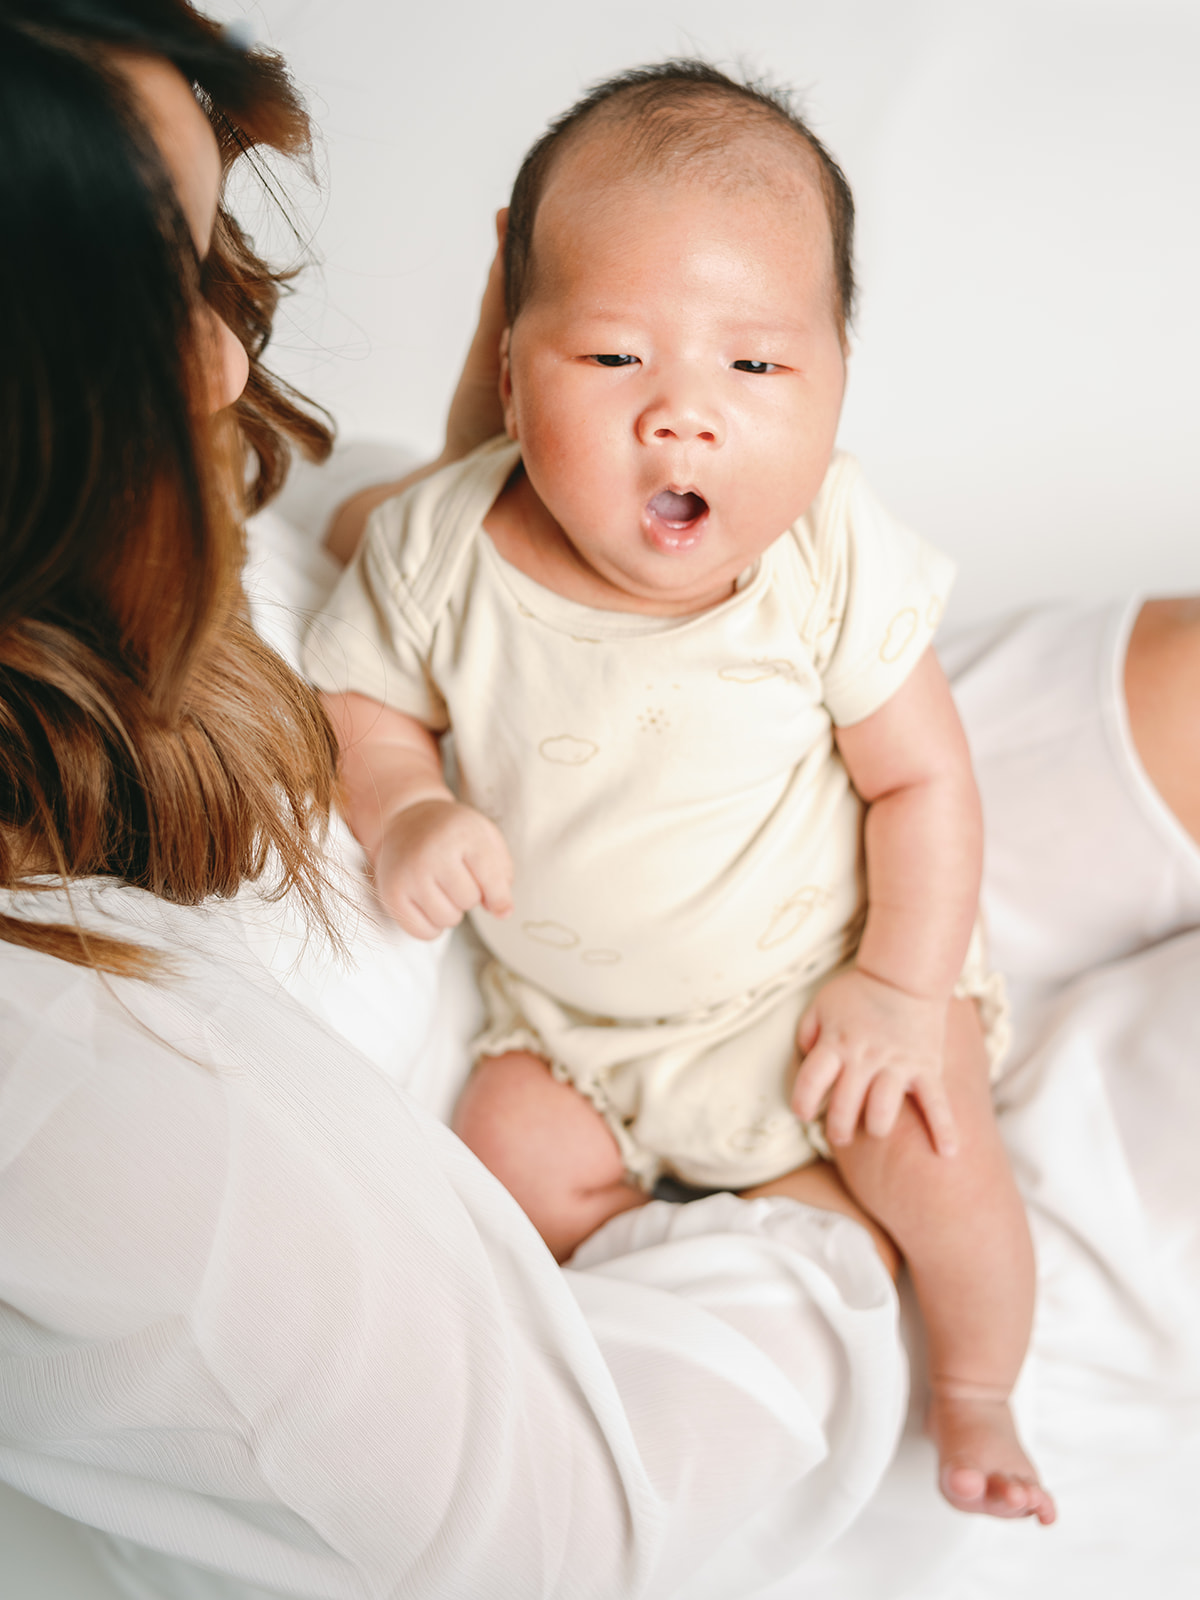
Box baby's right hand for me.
[375,799,514,939]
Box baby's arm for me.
[322,692,513,940]
[314,218,515,938]
[791,648,982,1155]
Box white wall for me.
[212,0,1199,623]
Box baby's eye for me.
[591,353,638,367]
[732,359,777,374]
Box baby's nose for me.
[636,387,724,447]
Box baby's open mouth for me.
[647,488,708,527]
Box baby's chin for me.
[601,555,742,617]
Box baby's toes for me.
[1030,1484,1057,1526]
[990,1475,1033,1516]
[940,1462,988,1510]
[987,1474,1057,1523]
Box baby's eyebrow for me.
[566,308,811,335]
[566,305,645,324]
[724,316,813,338]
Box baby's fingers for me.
[391,888,456,941]
[435,858,491,920]
[791,1039,842,1122]
[863,1072,908,1141]
[386,855,477,937]
[824,1067,873,1148]
[911,1076,959,1158]
[795,1004,821,1058]
[465,834,514,919]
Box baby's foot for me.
[925,1384,1056,1525]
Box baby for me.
[306,61,1054,1525]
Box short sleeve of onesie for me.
[804,455,957,727]
[302,476,454,731]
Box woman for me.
[0,6,909,1598]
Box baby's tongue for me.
[649,489,706,524]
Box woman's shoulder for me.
[0,881,326,1154]
[0,880,260,993]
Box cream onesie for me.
[305,437,1006,1190]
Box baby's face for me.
[501,132,848,615]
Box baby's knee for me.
[453,1051,644,1261]
[452,1051,556,1172]
[453,1051,628,1198]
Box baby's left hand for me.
[791,969,957,1155]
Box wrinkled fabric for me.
[0,882,905,1600]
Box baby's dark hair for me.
[504,59,856,334]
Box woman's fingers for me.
[474,214,507,360]
[442,220,509,461]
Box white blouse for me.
[0,880,904,1600]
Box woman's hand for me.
[324,210,509,563]
[440,207,508,466]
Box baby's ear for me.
[499,326,518,439]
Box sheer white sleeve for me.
[0,885,905,1600]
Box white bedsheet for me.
[3,506,1196,1599]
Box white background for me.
[211,0,1198,623]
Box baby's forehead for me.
[527,159,839,338]
[538,114,831,241]
[531,147,832,297]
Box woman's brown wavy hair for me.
[0,0,338,974]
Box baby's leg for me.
[832,998,1056,1524]
[453,1051,648,1262]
